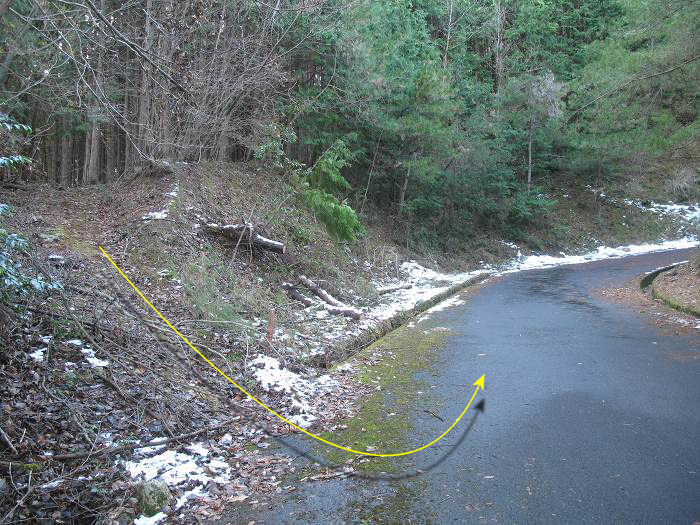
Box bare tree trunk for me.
[50,133,58,183]
[398,152,416,213]
[527,118,533,192]
[123,72,135,173]
[60,126,71,187]
[138,0,154,159]
[105,125,116,182]
[217,119,229,161]
[443,0,453,67]
[81,131,90,185]
[0,0,12,19]
[492,0,506,94]
[87,120,101,184]
[86,0,107,184]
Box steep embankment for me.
[651,260,700,317]
[0,161,697,523]
[0,162,497,523]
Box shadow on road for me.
[268,398,485,482]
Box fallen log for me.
[203,222,285,254]
[298,275,343,307]
[377,283,412,295]
[324,304,362,320]
[282,283,314,307]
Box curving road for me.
[413,247,700,524]
[229,248,700,524]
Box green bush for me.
[1,205,62,296]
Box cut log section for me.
[324,304,362,320]
[293,276,362,320]
[377,283,412,295]
[282,283,314,307]
[203,222,285,254]
[298,275,343,307]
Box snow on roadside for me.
[500,237,699,274]
[250,355,338,428]
[624,199,700,223]
[362,263,489,326]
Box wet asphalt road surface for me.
[416,248,699,524]
[232,249,700,524]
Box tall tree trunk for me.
[87,120,101,184]
[104,125,117,182]
[138,0,154,160]
[398,152,416,213]
[492,0,506,94]
[123,70,136,173]
[60,127,71,187]
[86,0,106,184]
[443,0,453,67]
[527,118,533,192]
[0,0,12,19]
[82,131,91,185]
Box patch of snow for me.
[42,479,63,489]
[142,210,168,221]
[187,443,209,457]
[134,444,167,456]
[29,347,45,362]
[251,356,337,398]
[644,260,688,274]
[427,295,465,313]
[624,200,700,222]
[175,486,206,509]
[251,355,339,426]
[288,413,318,428]
[125,446,230,486]
[134,512,167,525]
[66,339,83,346]
[500,237,699,274]
[80,346,109,367]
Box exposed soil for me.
[597,277,700,338]
[652,262,700,316]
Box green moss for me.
[358,481,430,523]
[652,287,700,317]
[319,324,456,474]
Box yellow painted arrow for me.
[99,246,485,457]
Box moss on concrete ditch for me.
[640,262,700,318]
[317,322,457,475]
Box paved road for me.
[232,249,700,524]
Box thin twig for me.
[0,425,18,456]
[48,418,235,461]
